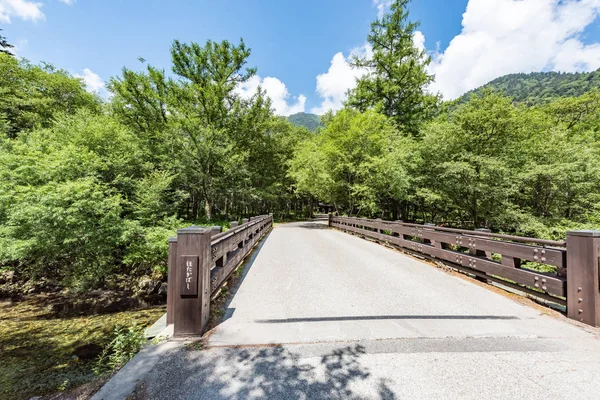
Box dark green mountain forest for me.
[288,112,322,131]
[461,69,600,105]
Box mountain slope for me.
[461,69,600,105]
[288,112,321,131]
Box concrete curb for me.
[144,313,167,339]
[91,339,183,400]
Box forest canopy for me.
[461,69,600,105]
[1,0,599,289]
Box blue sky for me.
[2,0,600,114]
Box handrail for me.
[211,215,270,244]
[167,214,273,335]
[340,216,565,247]
[330,215,567,302]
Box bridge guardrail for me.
[167,215,273,336]
[329,215,600,327]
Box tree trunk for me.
[192,194,199,220]
[205,196,212,221]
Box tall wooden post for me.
[166,236,177,325]
[566,230,600,327]
[173,226,212,336]
[328,213,332,227]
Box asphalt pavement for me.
[130,220,600,399]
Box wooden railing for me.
[166,215,273,335]
[330,215,600,327]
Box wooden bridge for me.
[167,215,599,334]
[118,216,600,399]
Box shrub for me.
[0,178,126,285]
[93,323,146,375]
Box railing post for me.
[166,236,177,325]
[328,213,332,227]
[471,228,491,283]
[392,220,402,237]
[474,228,492,258]
[424,223,435,246]
[566,230,600,327]
[173,226,212,336]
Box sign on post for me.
[180,255,199,296]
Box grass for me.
[0,296,165,400]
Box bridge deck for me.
[138,220,600,399]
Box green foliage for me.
[0,39,310,286]
[0,54,100,138]
[1,15,599,292]
[109,39,308,222]
[461,69,600,105]
[93,323,147,375]
[0,178,125,284]
[0,111,149,285]
[293,87,600,237]
[290,109,412,216]
[0,29,14,56]
[123,220,179,278]
[288,112,322,131]
[348,0,437,136]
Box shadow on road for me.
[296,222,329,230]
[254,315,520,323]
[139,343,397,399]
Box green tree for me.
[0,29,14,56]
[0,55,100,138]
[110,39,305,221]
[289,109,412,216]
[0,111,146,285]
[417,91,524,227]
[460,70,600,106]
[348,0,437,136]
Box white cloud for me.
[74,68,108,97]
[310,47,370,114]
[413,30,425,53]
[235,75,306,116]
[0,0,73,23]
[0,0,45,23]
[428,0,600,99]
[373,0,392,19]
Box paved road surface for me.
[137,221,600,399]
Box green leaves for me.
[0,29,14,56]
[0,178,125,283]
[1,28,598,290]
[0,54,100,139]
[414,89,600,236]
[289,109,412,216]
[348,0,437,136]
[0,110,150,285]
